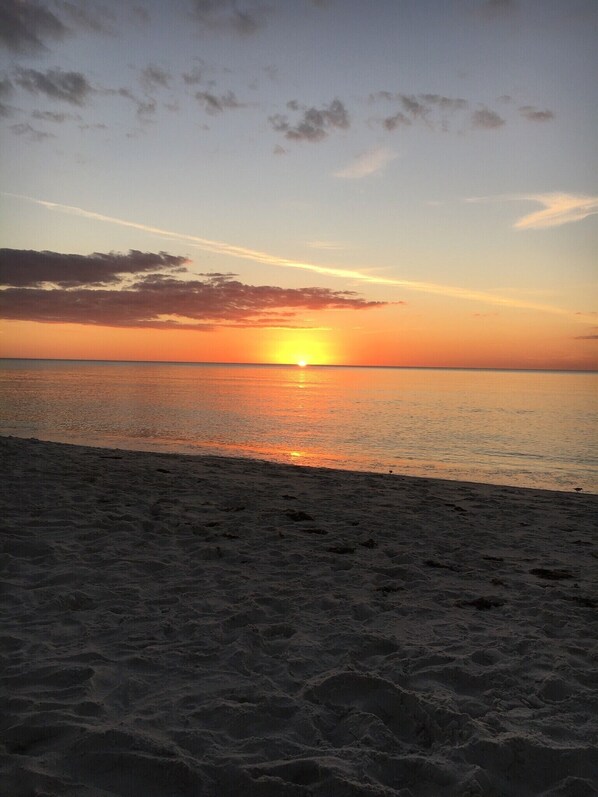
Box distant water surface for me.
[1,360,596,492]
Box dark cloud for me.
[0,77,14,116]
[0,249,188,288]
[195,90,243,114]
[0,77,14,97]
[15,67,92,105]
[189,1,271,36]
[270,98,349,142]
[574,334,598,340]
[0,270,386,330]
[471,108,505,129]
[141,65,171,91]
[0,0,68,54]
[9,122,55,141]
[519,105,554,122]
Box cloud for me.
[189,0,271,36]
[0,0,68,53]
[0,249,188,287]
[32,109,78,122]
[195,90,243,114]
[471,108,505,129]
[467,192,598,229]
[0,269,386,330]
[306,241,346,251]
[383,112,411,131]
[574,334,598,340]
[182,66,203,85]
[512,193,598,229]
[373,92,469,132]
[270,98,349,142]
[0,77,14,97]
[0,77,14,116]
[421,94,468,112]
[5,193,594,322]
[519,105,554,122]
[334,147,397,179]
[113,86,158,120]
[9,122,55,141]
[54,1,115,35]
[140,65,171,91]
[15,67,92,105]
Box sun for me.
[297,359,308,367]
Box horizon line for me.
[1,357,596,374]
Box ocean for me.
[1,359,596,492]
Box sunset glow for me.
[0,2,595,370]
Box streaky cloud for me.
[334,147,397,179]
[469,192,598,229]
[512,193,598,229]
[3,192,592,322]
[514,193,598,229]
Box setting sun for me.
[297,359,307,367]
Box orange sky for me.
[3,301,596,371]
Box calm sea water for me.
[1,359,596,492]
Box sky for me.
[0,0,597,369]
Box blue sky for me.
[0,0,597,368]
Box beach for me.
[1,434,597,796]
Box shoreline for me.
[2,435,597,796]
[2,432,596,496]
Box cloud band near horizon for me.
[0,260,385,330]
[2,192,593,323]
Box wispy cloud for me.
[334,147,397,179]
[513,193,598,229]
[3,193,592,321]
[306,241,346,252]
[469,192,598,229]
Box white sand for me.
[1,435,597,797]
